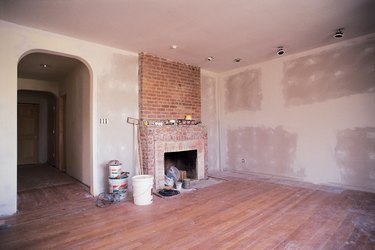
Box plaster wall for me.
[60,64,90,185]
[96,53,138,191]
[201,70,221,173]
[18,78,59,96]
[217,33,375,192]
[0,20,138,215]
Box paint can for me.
[109,164,122,178]
[132,175,154,205]
[182,178,190,189]
[108,176,128,200]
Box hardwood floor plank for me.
[322,191,375,249]
[184,186,305,248]
[1,166,374,249]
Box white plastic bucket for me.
[132,175,154,205]
[109,164,122,178]
[109,177,128,200]
[176,182,182,190]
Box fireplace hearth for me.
[139,125,208,189]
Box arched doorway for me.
[17,52,92,211]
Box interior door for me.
[18,103,40,164]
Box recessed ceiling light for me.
[170,45,178,49]
[206,56,214,62]
[334,28,344,38]
[277,46,285,56]
[40,64,51,69]
[234,58,241,63]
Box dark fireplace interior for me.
[164,150,197,179]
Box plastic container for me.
[109,164,122,178]
[176,182,182,190]
[108,176,128,200]
[182,178,191,189]
[132,175,154,205]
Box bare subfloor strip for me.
[1,167,374,249]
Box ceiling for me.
[1,0,375,73]
[18,53,82,81]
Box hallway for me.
[17,164,91,212]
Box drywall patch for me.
[335,127,375,191]
[282,39,375,106]
[227,126,301,177]
[224,69,262,112]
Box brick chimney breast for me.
[138,53,207,188]
[139,53,201,120]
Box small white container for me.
[109,164,122,178]
[182,178,191,189]
[176,182,182,190]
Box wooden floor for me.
[0,165,374,249]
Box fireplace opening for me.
[164,150,197,179]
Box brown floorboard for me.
[0,168,374,249]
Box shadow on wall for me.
[227,126,304,178]
[335,127,375,191]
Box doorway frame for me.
[58,94,66,172]
[17,49,94,197]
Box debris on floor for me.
[0,220,10,230]
[158,189,180,197]
[96,192,124,208]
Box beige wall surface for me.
[0,20,138,216]
[201,70,221,173]
[216,33,375,192]
[18,78,59,96]
[96,53,138,189]
[60,63,91,185]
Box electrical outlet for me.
[99,118,109,124]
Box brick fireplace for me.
[138,53,208,189]
[140,126,207,189]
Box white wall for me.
[214,33,375,192]
[60,63,91,185]
[18,78,59,96]
[0,20,138,216]
[201,70,221,173]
